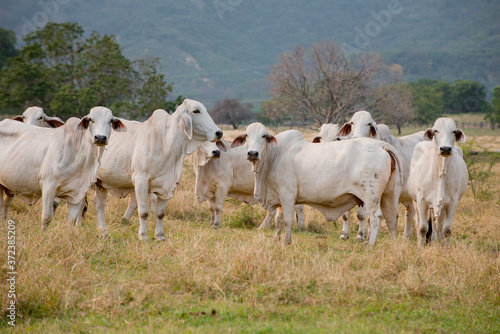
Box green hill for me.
[1,0,499,107]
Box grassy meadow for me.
[1,126,499,333]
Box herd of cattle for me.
[0,100,468,247]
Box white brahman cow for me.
[13,106,65,128]
[407,117,468,246]
[312,123,342,143]
[231,122,402,245]
[94,99,223,240]
[337,110,424,240]
[0,107,125,229]
[191,139,305,229]
[119,140,226,225]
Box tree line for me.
[0,22,182,119]
[1,24,498,129]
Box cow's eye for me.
[38,116,43,120]
[262,135,266,138]
[193,109,200,114]
[434,130,438,134]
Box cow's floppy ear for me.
[265,134,278,147]
[455,129,465,143]
[45,116,65,128]
[337,122,352,137]
[216,140,227,152]
[111,118,127,132]
[231,134,247,148]
[182,113,193,140]
[192,149,207,167]
[369,123,379,139]
[423,128,434,141]
[312,136,321,143]
[13,115,24,122]
[77,116,90,130]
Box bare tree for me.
[267,40,402,126]
[373,84,416,135]
[211,98,254,129]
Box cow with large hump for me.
[336,110,424,240]
[191,138,305,229]
[231,122,402,245]
[94,99,223,241]
[407,117,468,246]
[14,106,65,128]
[0,107,125,229]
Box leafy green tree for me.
[0,22,177,118]
[485,86,500,129]
[448,80,490,114]
[0,27,18,69]
[407,82,443,124]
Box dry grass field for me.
[1,126,499,333]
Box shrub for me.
[461,139,500,200]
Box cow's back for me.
[0,120,53,194]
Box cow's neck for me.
[61,126,100,187]
[161,113,191,186]
[430,143,450,218]
[252,145,278,209]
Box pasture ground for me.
[1,126,499,333]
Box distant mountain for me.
[2,0,499,108]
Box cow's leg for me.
[434,205,448,245]
[122,192,138,223]
[416,199,430,247]
[356,206,368,241]
[149,193,158,217]
[1,191,14,220]
[279,198,296,245]
[74,195,88,226]
[41,187,56,231]
[212,189,227,228]
[274,207,284,241]
[135,179,150,240]
[366,203,384,246]
[381,194,398,240]
[208,200,216,226]
[67,199,83,226]
[0,187,6,219]
[441,202,458,246]
[339,210,350,240]
[94,186,108,234]
[259,209,276,230]
[295,205,305,230]
[402,201,414,240]
[154,196,168,241]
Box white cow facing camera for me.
[407,117,468,246]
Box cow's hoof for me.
[339,234,349,240]
[212,224,221,229]
[355,235,365,242]
[154,235,166,241]
[138,234,149,241]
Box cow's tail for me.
[381,143,403,199]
